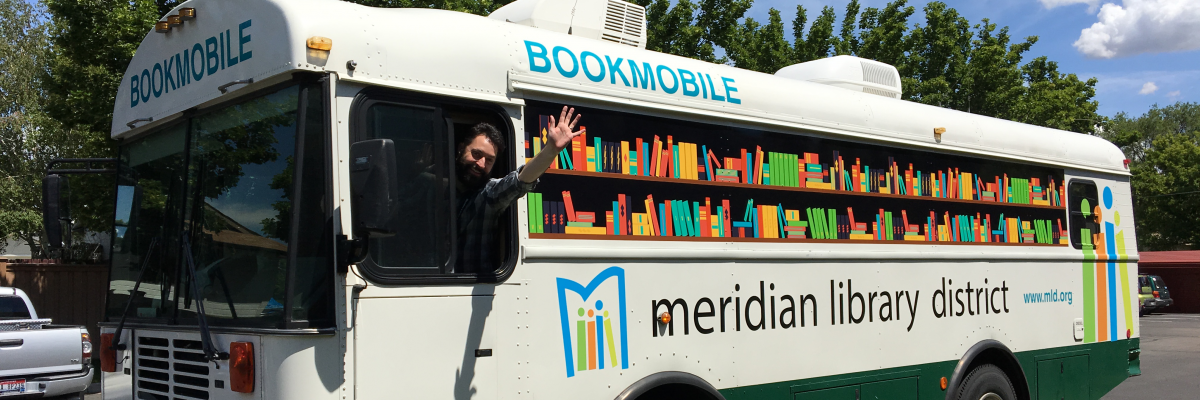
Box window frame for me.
[348,87,519,285]
[1067,179,1100,250]
[104,73,338,330]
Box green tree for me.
[1101,103,1200,250]
[635,0,751,63]
[795,5,837,63]
[35,0,178,258]
[833,0,860,56]
[903,1,971,109]
[42,0,170,136]
[855,0,913,67]
[957,20,1032,119]
[0,0,96,257]
[726,8,791,73]
[1011,57,1100,133]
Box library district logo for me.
[556,266,629,377]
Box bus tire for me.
[954,364,1017,400]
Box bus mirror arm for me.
[336,234,369,273]
[41,174,67,251]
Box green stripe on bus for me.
[577,320,587,371]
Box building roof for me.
[1139,251,1200,266]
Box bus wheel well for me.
[947,340,1031,400]
[617,371,724,400]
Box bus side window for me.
[1068,180,1100,250]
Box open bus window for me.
[1069,180,1100,250]
[354,95,515,280]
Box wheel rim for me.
[979,393,1003,400]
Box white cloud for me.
[1040,0,1100,10]
[1074,0,1200,59]
[1139,81,1159,94]
[1167,90,1182,98]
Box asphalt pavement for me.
[1104,313,1200,400]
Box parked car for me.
[0,287,93,399]
[1138,275,1156,316]
[1138,274,1174,315]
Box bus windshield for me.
[107,81,334,329]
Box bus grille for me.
[135,334,211,400]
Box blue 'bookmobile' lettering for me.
[130,19,253,108]
[524,40,740,105]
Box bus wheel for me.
[955,364,1017,400]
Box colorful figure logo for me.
[556,266,629,377]
[1080,186,1134,342]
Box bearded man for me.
[455,106,582,272]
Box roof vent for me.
[489,0,647,49]
[774,55,902,99]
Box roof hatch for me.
[489,0,647,49]
[774,55,902,99]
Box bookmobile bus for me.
[74,0,1142,399]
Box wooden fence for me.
[0,259,108,339]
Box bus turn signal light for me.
[658,312,671,325]
[230,342,255,393]
[307,37,333,51]
[100,333,116,372]
[939,377,947,390]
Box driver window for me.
[354,96,516,280]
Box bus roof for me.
[114,0,1127,175]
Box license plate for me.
[0,379,25,395]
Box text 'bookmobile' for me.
[84,0,1140,399]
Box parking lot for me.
[1104,313,1200,399]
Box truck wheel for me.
[954,364,1017,400]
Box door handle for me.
[0,339,23,347]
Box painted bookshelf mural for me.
[523,101,1068,246]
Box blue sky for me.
[744,0,1200,118]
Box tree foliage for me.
[0,0,55,255]
[709,0,1102,134]
[1102,103,1200,251]
[0,0,104,258]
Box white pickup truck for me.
[0,287,93,399]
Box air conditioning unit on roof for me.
[489,0,647,49]
[774,55,902,99]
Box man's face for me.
[458,134,497,189]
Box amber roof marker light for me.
[178,7,196,20]
[307,36,333,51]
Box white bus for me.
[89,0,1140,399]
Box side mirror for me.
[41,174,70,250]
[350,139,399,239]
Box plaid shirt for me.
[457,167,536,272]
